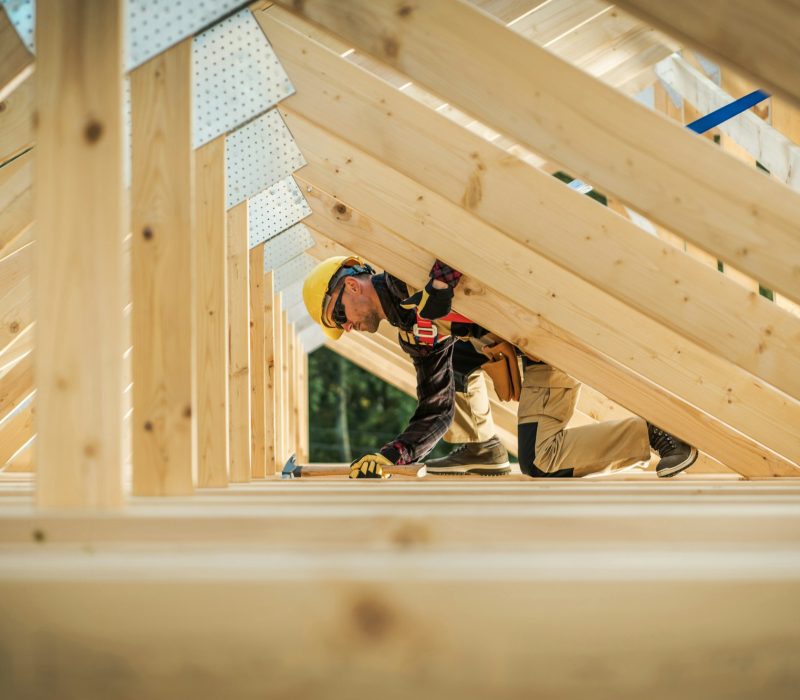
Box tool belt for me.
[480,335,522,402]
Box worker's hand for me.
[349,452,393,479]
[400,279,453,320]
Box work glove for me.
[349,452,393,479]
[400,279,454,320]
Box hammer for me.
[281,454,427,479]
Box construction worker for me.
[303,256,698,479]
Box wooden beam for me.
[0,75,33,166]
[266,0,800,303]
[273,292,285,470]
[0,351,33,423]
[263,271,278,473]
[511,0,610,44]
[468,0,548,25]
[282,309,291,456]
[227,201,251,484]
[0,401,33,467]
[297,344,309,463]
[0,242,32,356]
[35,0,124,508]
[259,10,800,405]
[298,176,798,477]
[195,137,229,488]
[286,111,800,469]
[288,320,297,458]
[0,149,33,260]
[131,39,194,497]
[0,5,33,103]
[656,55,800,190]
[614,0,800,108]
[250,244,267,479]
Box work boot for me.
[647,423,698,478]
[425,435,511,475]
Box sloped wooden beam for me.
[131,39,194,496]
[296,174,798,477]
[0,149,33,260]
[0,75,33,166]
[35,0,124,508]
[195,137,229,488]
[510,0,610,44]
[282,107,800,468]
[468,0,548,24]
[258,8,800,404]
[614,0,800,108]
[0,242,32,355]
[0,5,33,103]
[267,0,800,303]
[656,55,800,190]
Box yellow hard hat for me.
[303,256,374,340]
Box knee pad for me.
[518,422,574,478]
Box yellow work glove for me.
[349,452,393,479]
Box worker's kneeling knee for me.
[518,422,574,478]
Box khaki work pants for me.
[444,371,496,444]
[518,364,650,477]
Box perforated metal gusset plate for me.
[226,109,305,209]
[192,9,294,149]
[127,0,245,70]
[280,278,304,308]
[248,176,311,249]
[275,255,316,293]
[1,0,33,51]
[263,223,315,272]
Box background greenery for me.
[308,346,451,463]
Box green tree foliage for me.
[308,346,450,462]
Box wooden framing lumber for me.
[227,201,251,483]
[614,0,800,108]
[282,309,291,456]
[0,5,33,103]
[288,321,297,459]
[0,401,33,467]
[0,75,33,166]
[131,39,194,497]
[297,344,309,463]
[468,0,548,25]
[250,246,267,478]
[35,0,124,508]
[266,1,800,304]
[194,137,229,488]
[259,9,800,405]
[286,111,800,468]
[298,177,798,477]
[656,55,800,190]
[0,242,32,356]
[0,149,33,260]
[511,0,610,45]
[273,292,285,469]
[0,351,32,423]
[263,271,278,473]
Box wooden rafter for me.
[268,0,800,304]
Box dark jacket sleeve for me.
[379,337,455,465]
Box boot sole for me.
[657,447,699,478]
[426,461,512,476]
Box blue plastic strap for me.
[686,89,770,134]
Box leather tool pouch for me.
[480,338,522,401]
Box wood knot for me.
[183,405,192,419]
[144,421,154,432]
[382,35,400,59]
[398,5,414,17]
[32,529,46,543]
[83,442,98,457]
[0,101,6,113]
[84,119,103,143]
[142,227,154,240]
[351,597,395,641]
[9,321,19,334]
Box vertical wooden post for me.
[282,310,292,457]
[273,293,285,468]
[35,0,124,508]
[227,201,251,482]
[249,246,267,478]
[295,338,309,464]
[287,321,297,458]
[195,137,229,488]
[131,39,194,496]
[263,271,277,474]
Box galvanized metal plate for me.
[263,223,315,272]
[192,9,294,149]
[248,176,311,249]
[127,0,245,71]
[275,255,316,293]
[226,109,305,209]
[1,0,33,51]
